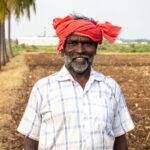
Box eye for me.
[83,41,95,46]
[66,41,78,47]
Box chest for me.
[40,81,116,131]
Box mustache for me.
[71,55,90,60]
[64,54,94,64]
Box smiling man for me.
[17,14,135,150]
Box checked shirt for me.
[17,66,135,150]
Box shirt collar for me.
[56,65,105,82]
[90,68,105,82]
[56,65,74,81]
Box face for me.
[62,34,97,74]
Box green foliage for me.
[12,43,57,55]
[97,40,150,54]
[11,41,150,55]
[0,0,6,21]
[20,44,26,48]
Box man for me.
[17,14,135,150]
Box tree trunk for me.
[3,21,9,64]
[0,21,9,66]
[0,22,2,70]
[0,21,5,66]
[7,11,14,58]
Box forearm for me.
[113,135,128,150]
[24,137,38,150]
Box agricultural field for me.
[0,52,150,149]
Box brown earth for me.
[0,53,150,150]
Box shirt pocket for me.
[42,108,65,129]
[42,111,52,122]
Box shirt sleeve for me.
[17,83,42,141]
[112,82,135,137]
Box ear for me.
[61,50,64,56]
[95,43,98,54]
[95,42,98,49]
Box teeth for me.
[75,57,86,63]
[77,57,84,59]
[76,57,85,60]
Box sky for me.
[7,0,150,40]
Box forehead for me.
[66,34,93,42]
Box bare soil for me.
[0,53,150,150]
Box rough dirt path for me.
[0,53,150,150]
[0,54,28,149]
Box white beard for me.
[64,54,94,74]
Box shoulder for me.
[32,71,60,92]
[93,69,122,96]
[93,69,119,87]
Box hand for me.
[113,134,128,150]
[24,137,38,150]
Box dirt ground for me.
[0,53,150,150]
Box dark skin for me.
[114,135,128,150]
[63,34,97,89]
[24,137,38,150]
[24,34,128,150]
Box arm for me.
[17,84,42,149]
[112,81,134,150]
[113,134,128,150]
[24,137,38,150]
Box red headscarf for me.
[53,16,121,52]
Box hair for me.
[70,13,96,23]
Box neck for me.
[68,67,91,89]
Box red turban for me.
[53,16,121,52]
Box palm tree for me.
[0,0,36,70]
[5,0,15,58]
[14,0,36,19]
[0,22,2,70]
[0,0,9,67]
[6,0,36,58]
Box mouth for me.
[72,56,89,64]
[72,55,89,60]
[64,54,93,73]
[75,57,86,61]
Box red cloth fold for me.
[53,16,121,52]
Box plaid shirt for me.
[17,66,134,150]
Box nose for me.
[76,42,85,53]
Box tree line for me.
[0,0,36,70]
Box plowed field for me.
[0,53,150,150]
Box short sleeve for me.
[17,84,42,141]
[112,82,135,137]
